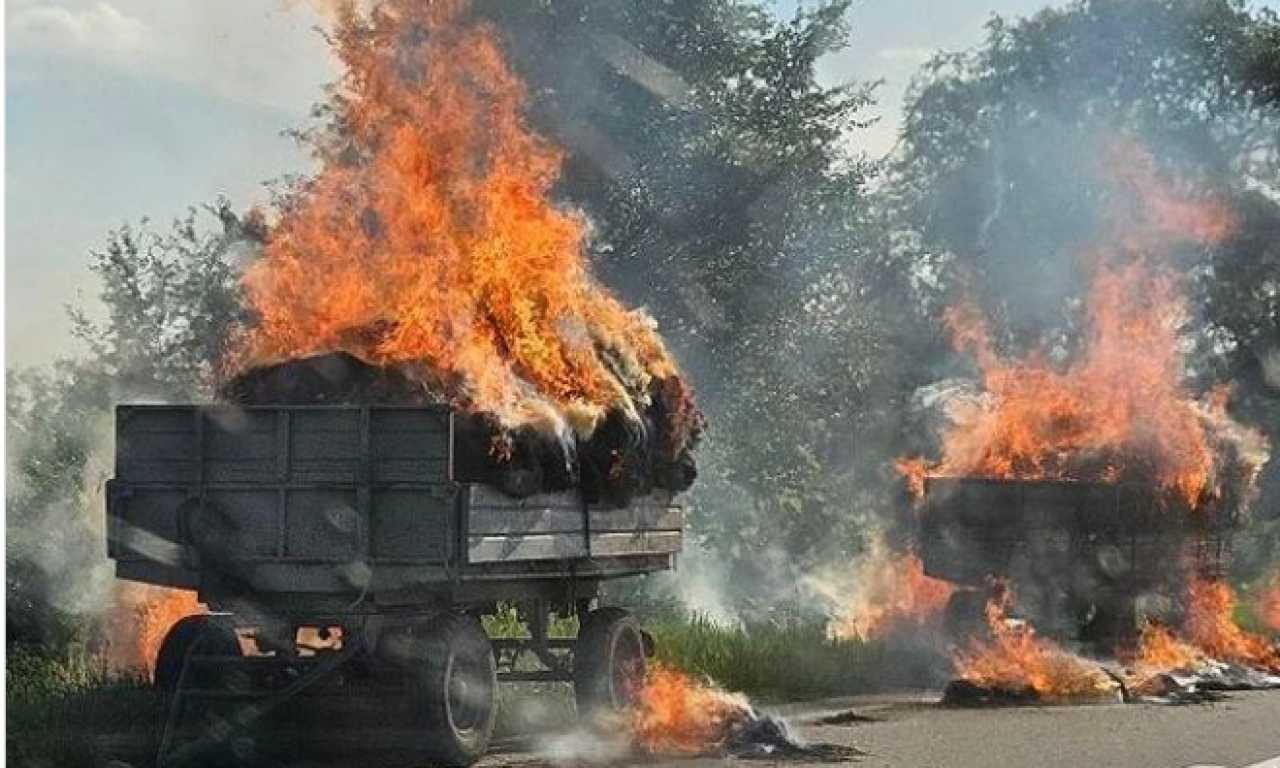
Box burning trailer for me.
[893,142,1278,704]
[102,0,714,765]
[109,402,688,767]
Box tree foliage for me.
[7,204,255,645]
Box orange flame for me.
[951,584,1119,701]
[1184,577,1280,671]
[900,142,1243,506]
[1134,622,1204,671]
[634,665,754,756]
[106,584,205,678]
[825,552,954,641]
[232,0,694,442]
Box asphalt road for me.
[787,691,1280,768]
[487,690,1280,768]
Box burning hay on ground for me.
[220,0,703,504]
[944,583,1123,707]
[1115,619,1280,703]
[1180,577,1280,674]
[534,665,858,764]
[943,585,1280,708]
[631,666,858,762]
[635,666,797,758]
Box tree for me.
[6,204,255,646]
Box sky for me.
[5,0,1277,366]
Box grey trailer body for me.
[918,476,1233,651]
[106,404,683,767]
[108,404,682,613]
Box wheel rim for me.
[610,626,646,707]
[446,653,488,733]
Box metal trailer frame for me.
[106,404,682,767]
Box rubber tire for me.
[942,589,988,643]
[573,608,647,718]
[153,614,240,697]
[416,614,497,768]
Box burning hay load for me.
[219,0,702,505]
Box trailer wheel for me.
[154,614,240,697]
[943,589,988,642]
[415,614,497,767]
[574,608,646,717]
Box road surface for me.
[787,691,1280,768]
[487,690,1280,768]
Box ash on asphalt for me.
[812,710,885,727]
[726,713,864,762]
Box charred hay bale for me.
[579,409,651,508]
[219,352,433,405]
[646,377,703,494]
[221,354,702,501]
[453,415,578,498]
[941,679,1041,708]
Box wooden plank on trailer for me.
[467,533,588,563]
[588,505,682,532]
[469,507,585,535]
[588,530,683,556]
[467,484,582,510]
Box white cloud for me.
[8,0,338,114]
[9,1,150,59]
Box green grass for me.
[482,603,578,639]
[646,614,945,702]
[7,647,162,768]
[482,604,911,702]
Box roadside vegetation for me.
[647,615,947,701]
[7,647,160,768]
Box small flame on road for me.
[634,665,755,756]
[951,584,1120,702]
